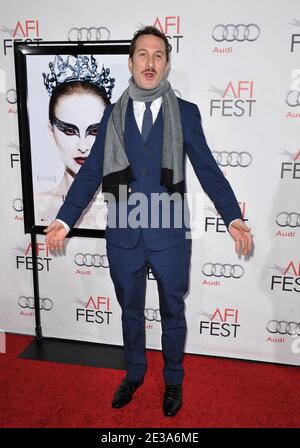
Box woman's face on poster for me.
[50,92,105,175]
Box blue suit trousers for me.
[106,231,191,385]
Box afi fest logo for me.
[205,201,248,234]
[9,142,19,168]
[212,23,260,54]
[15,242,52,271]
[209,81,256,117]
[270,261,300,293]
[75,295,112,325]
[289,19,300,53]
[1,20,42,55]
[153,16,183,53]
[279,147,300,180]
[199,307,240,338]
[286,69,300,119]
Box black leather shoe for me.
[163,384,182,417]
[112,378,143,408]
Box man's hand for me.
[228,219,253,255]
[44,220,68,251]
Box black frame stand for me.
[18,233,126,371]
[19,231,126,370]
[31,233,42,341]
[14,40,131,370]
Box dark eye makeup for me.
[53,116,99,138]
[53,116,79,136]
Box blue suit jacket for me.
[56,97,243,249]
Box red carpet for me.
[0,334,299,428]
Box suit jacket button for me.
[141,169,148,175]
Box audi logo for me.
[212,24,260,42]
[267,320,300,336]
[12,198,23,212]
[18,296,53,311]
[144,308,161,322]
[212,151,252,167]
[286,90,300,107]
[202,263,244,278]
[6,88,17,104]
[74,253,109,268]
[276,212,300,228]
[68,27,111,42]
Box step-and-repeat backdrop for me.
[1,0,299,365]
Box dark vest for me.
[105,99,189,250]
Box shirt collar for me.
[133,97,162,111]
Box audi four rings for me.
[6,88,17,104]
[276,212,300,227]
[12,198,23,212]
[212,24,260,42]
[202,263,245,278]
[212,151,252,167]
[18,296,53,311]
[267,320,300,335]
[144,308,161,322]
[68,27,110,41]
[74,253,109,268]
[286,90,300,107]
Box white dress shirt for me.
[57,98,240,232]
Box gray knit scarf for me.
[102,77,184,198]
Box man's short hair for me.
[129,26,171,62]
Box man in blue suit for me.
[45,26,252,417]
